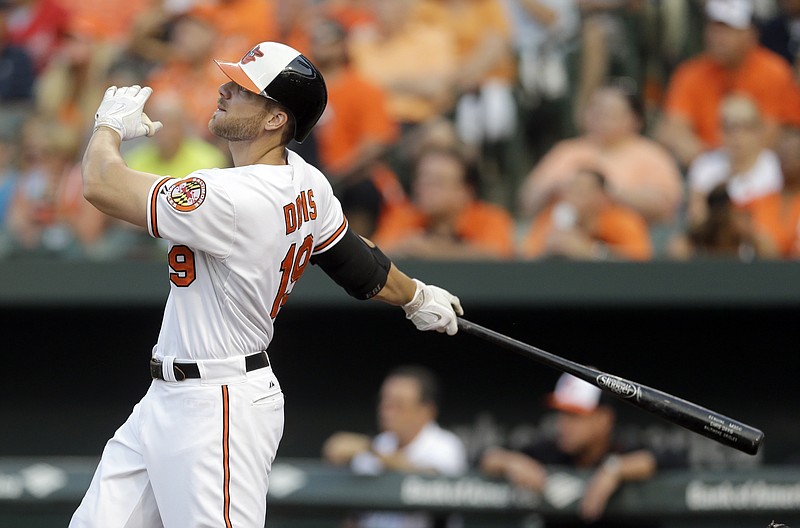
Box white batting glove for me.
[402,279,464,336]
[94,85,163,141]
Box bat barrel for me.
[456,317,764,456]
[629,382,764,455]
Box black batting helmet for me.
[214,41,327,143]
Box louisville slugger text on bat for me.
[457,318,764,455]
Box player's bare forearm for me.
[371,264,417,306]
[82,128,161,228]
[365,237,463,335]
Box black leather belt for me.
[150,352,269,381]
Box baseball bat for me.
[457,317,764,455]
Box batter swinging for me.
[69,41,463,528]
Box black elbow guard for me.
[310,228,391,300]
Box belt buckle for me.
[149,358,162,379]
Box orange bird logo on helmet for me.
[241,45,264,65]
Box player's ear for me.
[264,109,289,134]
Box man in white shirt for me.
[323,365,467,527]
[686,93,783,227]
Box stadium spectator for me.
[504,0,581,171]
[425,0,518,190]
[665,182,772,261]
[274,0,316,55]
[34,17,121,134]
[3,0,70,74]
[144,10,228,142]
[323,364,467,528]
[517,83,683,252]
[745,126,800,258]
[0,4,36,135]
[480,372,667,528]
[371,141,516,260]
[305,17,404,237]
[654,0,800,169]
[519,167,653,261]
[322,0,376,31]
[347,0,458,133]
[124,91,230,177]
[188,0,279,60]
[0,128,21,256]
[56,0,150,46]
[682,93,783,234]
[0,4,35,103]
[5,115,110,258]
[125,1,189,76]
[572,0,645,130]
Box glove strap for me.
[402,279,426,316]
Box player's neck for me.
[229,139,288,167]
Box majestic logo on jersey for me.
[167,177,207,212]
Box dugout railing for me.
[1,457,799,527]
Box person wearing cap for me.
[69,41,464,528]
[654,0,800,170]
[480,373,660,527]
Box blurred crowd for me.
[1,0,800,262]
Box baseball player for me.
[69,41,464,528]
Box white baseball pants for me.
[70,356,284,528]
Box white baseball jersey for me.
[147,148,347,360]
[71,149,348,528]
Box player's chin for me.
[208,116,223,136]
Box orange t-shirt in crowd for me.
[314,67,399,174]
[56,0,151,43]
[663,46,800,148]
[520,203,653,261]
[348,18,458,124]
[422,0,515,84]
[190,0,279,59]
[278,23,312,58]
[323,1,376,31]
[314,67,405,230]
[743,192,800,257]
[372,200,516,258]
